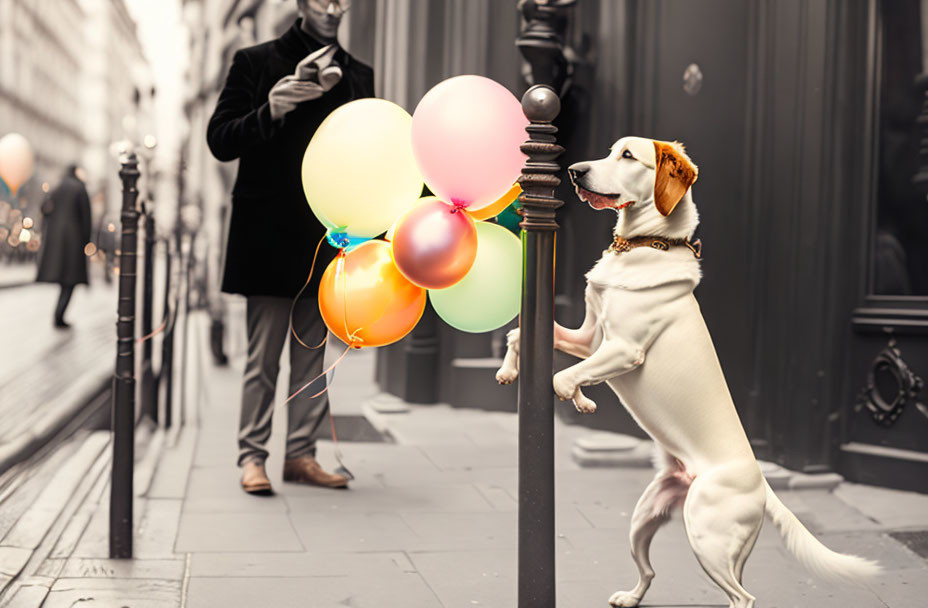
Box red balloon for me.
[391,197,478,289]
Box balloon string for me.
[138,316,168,343]
[330,403,353,480]
[335,250,364,349]
[138,283,180,344]
[290,232,329,350]
[282,340,356,481]
[284,340,352,404]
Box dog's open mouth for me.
[575,186,634,211]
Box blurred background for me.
[0,0,926,493]
[0,1,927,605]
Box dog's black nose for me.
[568,164,589,183]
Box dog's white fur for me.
[496,136,880,608]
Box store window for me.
[873,0,928,295]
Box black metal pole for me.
[161,238,174,429]
[140,208,157,422]
[517,86,563,608]
[179,232,194,427]
[110,152,140,559]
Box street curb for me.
[0,372,110,477]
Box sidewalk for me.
[5,311,928,607]
[0,264,38,290]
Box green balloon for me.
[429,221,522,333]
[495,203,523,234]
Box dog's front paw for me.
[608,590,642,608]
[573,389,597,414]
[496,363,518,385]
[552,371,577,401]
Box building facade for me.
[182,0,927,493]
[371,0,928,494]
[0,0,150,262]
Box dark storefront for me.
[372,0,928,493]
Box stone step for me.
[570,431,847,490]
[449,357,517,412]
[0,432,110,602]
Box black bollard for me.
[517,85,564,608]
[110,152,140,559]
[161,237,175,429]
[140,207,157,422]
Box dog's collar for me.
[609,235,702,259]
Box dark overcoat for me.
[35,173,91,286]
[207,20,375,298]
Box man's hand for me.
[269,44,344,122]
[268,75,325,121]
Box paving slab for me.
[175,512,303,553]
[284,483,495,514]
[0,583,49,608]
[290,511,420,552]
[835,482,928,529]
[416,443,519,471]
[189,551,416,578]
[59,558,184,580]
[42,578,181,608]
[409,549,515,608]
[182,466,288,514]
[185,573,441,608]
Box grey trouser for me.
[238,295,328,466]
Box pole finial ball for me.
[521,85,560,123]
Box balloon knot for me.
[449,199,468,214]
[327,230,351,250]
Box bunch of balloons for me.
[301,76,526,349]
[0,133,35,197]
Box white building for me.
[0,0,151,250]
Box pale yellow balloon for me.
[302,99,423,238]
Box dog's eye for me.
[621,150,635,160]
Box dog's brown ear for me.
[652,141,698,216]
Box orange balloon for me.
[466,182,522,221]
[319,240,426,348]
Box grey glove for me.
[268,44,343,121]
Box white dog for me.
[496,136,879,608]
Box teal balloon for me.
[429,221,521,333]
[325,228,369,253]
[495,202,522,235]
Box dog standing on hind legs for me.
[496,136,880,608]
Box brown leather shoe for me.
[283,456,349,489]
[241,461,273,495]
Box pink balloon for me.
[0,133,35,196]
[412,76,528,211]
[391,197,477,289]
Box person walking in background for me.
[207,0,372,495]
[36,165,91,329]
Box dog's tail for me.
[764,480,880,585]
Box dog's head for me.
[568,136,699,219]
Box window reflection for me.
[873,0,928,295]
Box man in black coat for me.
[207,0,373,494]
[36,165,92,328]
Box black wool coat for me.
[207,20,375,298]
[36,174,91,286]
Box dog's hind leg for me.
[609,454,691,607]
[682,462,765,608]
